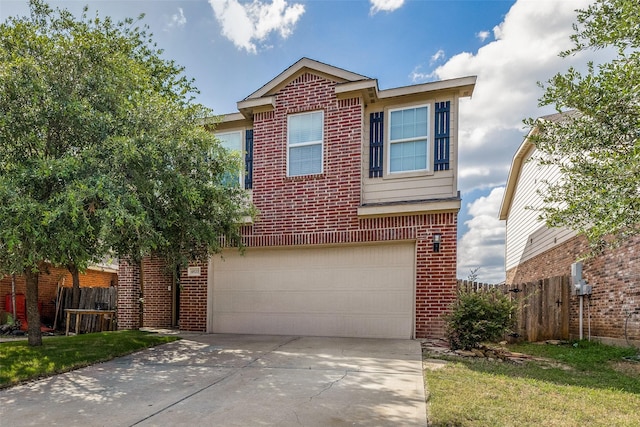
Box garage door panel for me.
[209,243,415,339]
[213,313,412,338]
[213,290,412,314]
[214,270,411,292]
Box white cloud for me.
[370,0,405,15]
[476,30,490,42]
[430,0,611,194]
[434,0,615,282]
[458,187,506,283]
[409,49,445,82]
[409,65,433,83]
[166,7,187,30]
[430,49,445,64]
[209,0,305,53]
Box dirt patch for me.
[610,359,640,376]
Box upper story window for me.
[388,105,429,173]
[287,111,323,177]
[216,130,243,186]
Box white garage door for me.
[208,243,415,339]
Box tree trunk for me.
[24,269,42,347]
[69,264,81,309]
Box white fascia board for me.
[378,76,477,99]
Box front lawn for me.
[0,330,179,388]
[424,340,640,427]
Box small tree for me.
[445,288,516,351]
[528,0,640,253]
[0,1,249,345]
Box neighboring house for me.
[499,112,640,346]
[118,58,476,339]
[0,262,119,327]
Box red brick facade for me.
[116,260,141,330]
[117,65,465,339]
[250,74,361,235]
[117,257,176,330]
[177,260,208,332]
[141,257,173,329]
[507,234,640,345]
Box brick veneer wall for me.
[506,234,640,345]
[117,259,141,330]
[117,257,208,331]
[141,257,173,329]
[117,257,175,330]
[414,213,458,338]
[250,73,361,235]
[1,266,117,324]
[177,260,208,332]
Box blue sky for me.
[1,0,606,283]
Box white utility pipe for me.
[579,295,584,340]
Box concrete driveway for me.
[0,333,427,426]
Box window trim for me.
[386,104,431,175]
[216,130,244,186]
[287,110,324,177]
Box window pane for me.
[390,107,428,141]
[216,131,242,186]
[289,111,323,145]
[390,110,403,141]
[289,144,322,176]
[218,131,242,153]
[390,140,427,172]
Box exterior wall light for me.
[433,233,442,253]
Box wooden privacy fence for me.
[457,276,571,342]
[54,287,117,333]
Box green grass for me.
[0,330,179,388]
[424,340,640,427]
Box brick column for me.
[415,213,458,339]
[178,260,208,331]
[117,259,141,330]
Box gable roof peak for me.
[243,57,372,101]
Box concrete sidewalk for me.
[0,333,427,426]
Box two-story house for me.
[500,112,640,346]
[117,58,476,339]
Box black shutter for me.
[369,112,384,178]
[434,101,450,171]
[244,129,253,189]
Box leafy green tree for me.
[0,1,249,346]
[527,0,640,253]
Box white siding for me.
[362,170,455,204]
[505,149,576,271]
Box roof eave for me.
[498,127,538,220]
[378,76,477,100]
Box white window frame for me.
[387,104,430,175]
[216,130,244,186]
[287,110,324,177]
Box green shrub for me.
[445,288,516,350]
